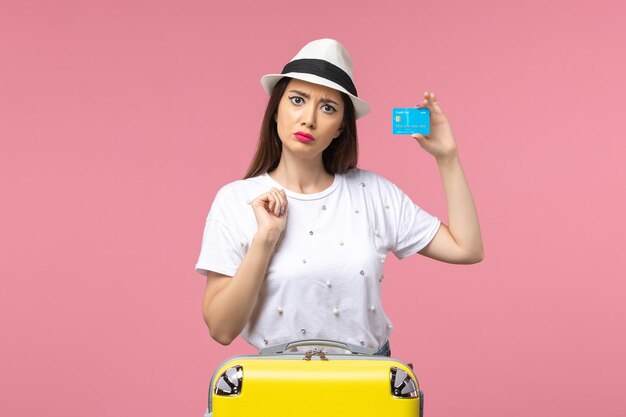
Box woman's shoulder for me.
[212,173,272,204]
[344,167,399,191]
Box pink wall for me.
[1,0,625,416]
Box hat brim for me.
[260,72,371,120]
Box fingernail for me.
[280,206,285,215]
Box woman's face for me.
[275,78,345,162]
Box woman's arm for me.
[203,188,288,345]
[203,230,281,345]
[418,153,484,263]
[413,92,484,264]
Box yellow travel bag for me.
[204,339,424,417]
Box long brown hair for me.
[243,77,358,179]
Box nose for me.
[300,104,316,129]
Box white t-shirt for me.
[195,168,441,352]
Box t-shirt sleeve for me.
[195,186,245,277]
[388,181,442,260]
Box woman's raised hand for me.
[412,92,459,162]
[249,187,288,240]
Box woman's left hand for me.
[412,92,458,161]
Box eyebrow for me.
[288,89,341,106]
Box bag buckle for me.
[303,348,329,361]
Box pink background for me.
[1,0,625,416]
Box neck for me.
[269,156,334,194]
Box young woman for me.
[195,38,484,356]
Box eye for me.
[288,96,304,105]
[322,104,337,114]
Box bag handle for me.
[259,339,378,355]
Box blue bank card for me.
[392,107,430,135]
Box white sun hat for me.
[260,38,371,119]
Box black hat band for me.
[281,58,358,97]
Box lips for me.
[294,131,315,143]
